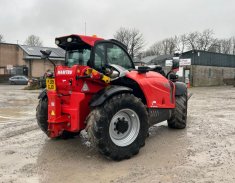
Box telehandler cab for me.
[36,34,188,160]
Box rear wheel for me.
[36,97,48,133]
[86,93,148,160]
[167,91,188,129]
[36,97,79,138]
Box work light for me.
[67,37,73,42]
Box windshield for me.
[107,44,133,70]
[65,49,91,67]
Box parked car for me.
[9,75,29,85]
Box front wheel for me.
[86,93,148,160]
[167,90,188,129]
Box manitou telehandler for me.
[36,34,188,160]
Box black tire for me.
[86,93,148,161]
[36,97,48,134]
[167,91,188,129]
[36,97,79,138]
[11,81,16,85]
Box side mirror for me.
[172,59,179,70]
[40,50,52,59]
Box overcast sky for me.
[0,0,235,49]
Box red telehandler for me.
[36,34,188,160]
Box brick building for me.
[0,43,65,79]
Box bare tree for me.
[0,34,4,43]
[144,29,235,57]
[220,37,235,55]
[146,30,215,56]
[113,27,131,49]
[167,37,177,54]
[174,34,187,53]
[197,29,216,51]
[219,38,232,54]
[209,38,233,54]
[130,29,145,58]
[185,29,217,51]
[232,37,235,55]
[162,39,170,55]
[148,42,163,56]
[114,27,145,58]
[24,35,43,46]
[208,40,220,53]
[160,38,173,55]
[146,36,177,57]
[185,31,200,50]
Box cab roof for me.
[55,34,104,49]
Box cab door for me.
[91,41,135,72]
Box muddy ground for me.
[0,85,234,183]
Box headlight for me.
[67,37,73,42]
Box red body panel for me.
[126,71,175,108]
[47,65,107,137]
[79,35,103,46]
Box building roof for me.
[140,55,159,64]
[0,42,18,46]
[183,49,235,57]
[19,45,65,60]
[141,54,173,65]
[182,50,235,67]
[141,50,235,68]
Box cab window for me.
[93,44,105,70]
[93,42,133,70]
[106,43,133,69]
[66,49,91,67]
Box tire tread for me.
[86,93,148,160]
[167,91,188,129]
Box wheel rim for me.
[109,109,140,147]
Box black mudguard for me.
[38,88,47,99]
[175,82,187,96]
[89,85,133,107]
[148,108,172,126]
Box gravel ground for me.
[0,85,234,183]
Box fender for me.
[126,71,175,108]
[89,85,132,107]
[175,82,187,96]
[38,88,47,99]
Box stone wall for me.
[191,65,235,86]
